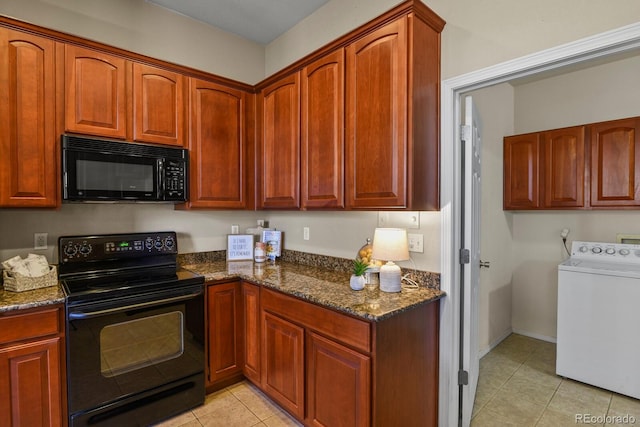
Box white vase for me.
[350,274,366,291]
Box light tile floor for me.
[472,333,640,427]
[154,380,301,427]
[157,333,640,427]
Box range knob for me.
[63,243,78,257]
[591,247,602,254]
[78,242,92,256]
[605,247,616,255]
[579,245,589,253]
[154,239,164,250]
[619,249,630,256]
[145,237,154,250]
[164,236,175,251]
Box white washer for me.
[557,241,640,399]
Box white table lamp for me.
[372,228,409,292]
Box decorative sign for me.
[227,235,254,261]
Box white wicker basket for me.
[2,265,58,292]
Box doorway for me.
[438,22,640,427]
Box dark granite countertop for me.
[0,284,65,313]
[182,260,445,322]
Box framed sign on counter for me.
[227,235,254,261]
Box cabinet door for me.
[542,126,586,208]
[306,332,370,427]
[258,73,300,209]
[207,282,242,386]
[241,282,260,384]
[590,117,640,207]
[301,49,345,209]
[346,17,408,208]
[189,78,249,208]
[133,63,185,146]
[65,45,127,138]
[261,312,304,419]
[503,133,541,209]
[0,337,64,427]
[0,29,58,207]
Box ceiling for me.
[146,0,330,44]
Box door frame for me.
[438,21,640,427]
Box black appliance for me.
[58,232,205,427]
[62,134,188,202]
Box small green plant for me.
[352,259,369,276]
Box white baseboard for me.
[478,328,513,358]
[512,328,557,344]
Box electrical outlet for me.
[34,232,48,250]
[231,224,239,234]
[408,233,424,253]
[303,227,310,241]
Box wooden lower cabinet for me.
[206,281,243,390]
[306,331,371,427]
[241,282,261,384]
[261,311,305,419]
[0,305,66,427]
[260,287,439,427]
[206,282,439,426]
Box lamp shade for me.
[371,228,409,261]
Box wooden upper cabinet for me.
[258,73,301,209]
[503,133,541,209]
[65,45,127,139]
[590,117,640,207]
[543,126,586,208]
[346,17,408,209]
[188,78,249,209]
[0,28,59,207]
[133,63,185,146]
[301,49,345,209]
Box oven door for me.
[66,285,204,426]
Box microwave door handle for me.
[157,158,164,199]
[67,290,202,320]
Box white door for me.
[460,95,482,426]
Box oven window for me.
[100,311,184,378]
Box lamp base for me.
[379,261,401,292]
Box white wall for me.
[510,54,640,340]
[265,0,640,79]
[0,0,265,83]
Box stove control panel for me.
[59,232,178,263]
[571,241,640,262]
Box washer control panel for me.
[59,231,177,263]
[571,241,640,262]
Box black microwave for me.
[62,134,188,202]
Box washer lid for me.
[559,257,640,278]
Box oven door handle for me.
[68,291,201,320]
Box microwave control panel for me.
[163,159,186,200]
